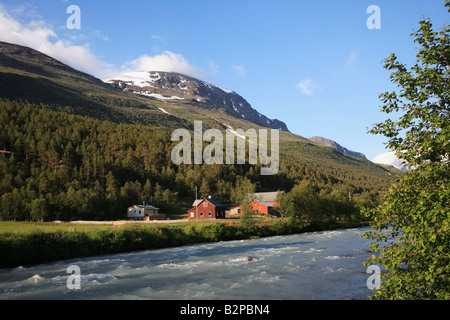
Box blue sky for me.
[0,0,448,162]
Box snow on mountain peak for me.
[104,71,289,132]
[218,86,233,94]
[104,71,161,87]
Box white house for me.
[127,203,160,220]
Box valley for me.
[0,41,396,224]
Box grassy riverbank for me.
[0,219,369,269]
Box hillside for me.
[0,41,189,130]
[0,41,396,221]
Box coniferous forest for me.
[0,99,392,222]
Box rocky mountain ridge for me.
[105,71,289,132]
[308,136,367,159]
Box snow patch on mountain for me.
[105,71,161,88]
[136,91,183,100]
[157,107,171,114]
[218,86,233,94]
[208,117,249,142]
[104,71,289,132]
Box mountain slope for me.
[0,41,191,130]
[308,136,367,159]
[0,41,394,193]
[105,71,289,132]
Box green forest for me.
[0,99,392,223]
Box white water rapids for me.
[0,227,376,300]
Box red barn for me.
[233,200,280,217]
[188,197,226,219]
[250,200,280,216]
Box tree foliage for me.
[278,180,361,224]
[364,1,450,300]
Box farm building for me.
[249,200,280,216]
[127,203,166,221]
[228,205,242,215]
[248,191,283,206]
[188,197,226,219]
[231,200,280,217]
[228,191,283,216]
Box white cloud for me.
[0,5,115,78]
[297,78,316,96]
[347,51,359,66]
[150,34,164,40]
[0,5,210,82]
[372,151,410,170]
[126,51,201,78]
[208,59,219,76]
[232,64,246,77]
[91,29,110,42]
[4,3,42,22]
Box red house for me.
[251,200,280,216]
[233,200,280,217]
[188,197,226,219]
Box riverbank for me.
[0,219,370,269]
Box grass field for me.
[0,221,117,234]
[0,219,368,269]
[0,215,266,235]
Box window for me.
[203,202,208,207]
[208,212,211,216]
[190,212,194,218]
[200,212,203,216]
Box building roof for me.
[249,191,283,202]
[207,198,225,207]
[191,197,225,208]
[231,200,278,210]
[252,200,274,207]
[129,204,159,210]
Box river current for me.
[0,226,375,300]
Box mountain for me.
[0,41,396,197]
[0,41,193,130]
[105,71,289,132]
[308,136,367,159]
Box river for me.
[0,226,376,300]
